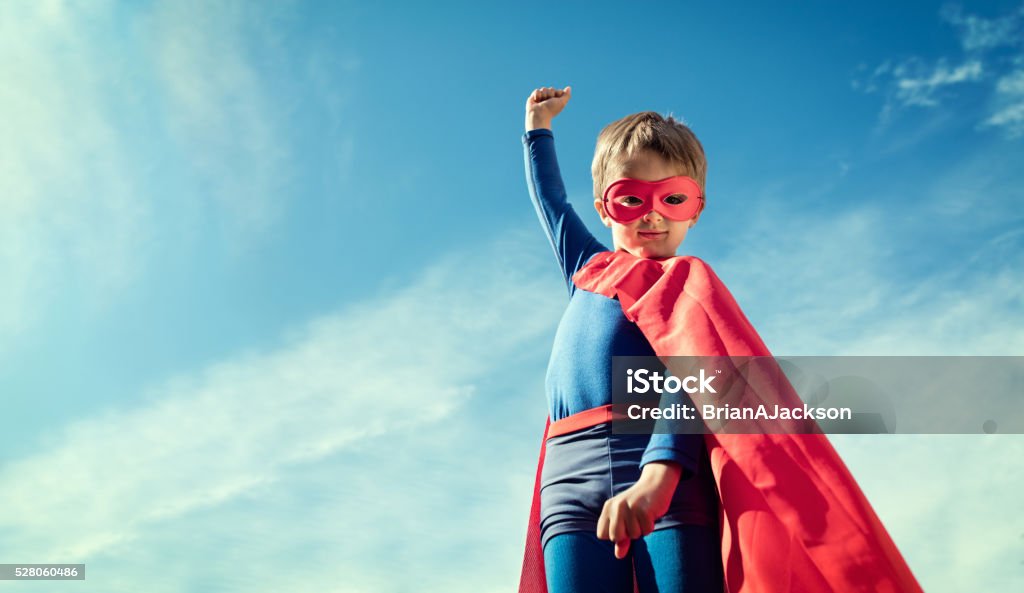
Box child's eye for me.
[617,196,644,207]
[663,194,689,205]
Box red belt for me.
[546,404,628,439]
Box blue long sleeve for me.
[641,423,704,476]
[522,128,704,479]
[522,128,605,297]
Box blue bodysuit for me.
[522,127,719,550]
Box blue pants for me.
[543,524,723,593]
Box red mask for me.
[602,176,704,223]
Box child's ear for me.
[688,204,705,228]
[594,199,613,228]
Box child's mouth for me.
[638,231,667,239]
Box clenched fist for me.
[525,85,572,131]
[596,460,683,559]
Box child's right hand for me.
[525,85,571,131]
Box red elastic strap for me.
[546,404,625,439]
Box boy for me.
[518,86,925,593]
[521,86,723,592]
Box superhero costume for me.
[519,129,925,592]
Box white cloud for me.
[940,2,1024,52]
[0,201,1020,591]
[828,433,1024,593]
[995,63,1024,95]
[893,58,984,107]
[982,100,1024,136]
[980,66,1024,138]
[854,56,984,133]
[0,0,358,352]
[712,182,1023,590]
[852,3,1024,139]
[0,227,566,592]
[142,0,297,251]
[0,1,152,344]
[717,167,1024,357]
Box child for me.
[518,86,925,593]
[521,86,721,593]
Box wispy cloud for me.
[0,1,152,345]
[828,433,1024,593]
[0,0,356,351]
[851,2,1024,138]
[0,227,565,592]
[853,55,986,130]
[940,2,1024,52]
[0,201,1020,591]
[717,171,1024,357]
[892,58,984,107]
[980,56,1024,138]
[143,0,303,251]
[713,179,1023,591]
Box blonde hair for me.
[591,111,707,203]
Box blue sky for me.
[1,0,1022,591]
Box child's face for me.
[593,150,703,259]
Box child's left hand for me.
[596,461,683,559]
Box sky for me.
[0,0,1022,591]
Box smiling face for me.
[594,149,704,259]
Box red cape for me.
[518,250,924,593]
